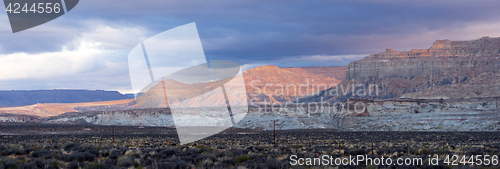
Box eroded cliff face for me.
[0,113,39,123]
[306,37,500,102]
[34,98,500,131]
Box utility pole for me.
[112,125,115,143]
[309,142,312,152]
[273,120,276,145]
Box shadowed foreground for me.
[0,123,499,168]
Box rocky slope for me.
[134,65,345,108]
[11,97,497,131]
[303,36,500,102]
[0,66,345,117]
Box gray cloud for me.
[1,0,500,92]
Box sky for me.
[1,0,500,93]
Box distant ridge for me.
[0,90,129,107]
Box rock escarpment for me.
[21,98,500,131]
[305,37,500,102]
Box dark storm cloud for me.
[67,0,500,63]
[1,0,500,92]
[2,0,500,61]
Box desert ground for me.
[0,123,499,168]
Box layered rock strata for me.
[304,37,500,102]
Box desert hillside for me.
[0,66,346,116]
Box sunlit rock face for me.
[243,65,344,103]
[304,37,500,102]
[132,65,346,107]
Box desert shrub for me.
[109,150,122,159]
[124,149,141,158]
[148,151,160,159]
[195,145,208,149]
[1,145,25,156]
[0,157,19,169]
[117,156,135,167]
[236,155,252,165]
[187,147,203,155]
[141,147,152,155]
[64,142,76,151]
[17,148,30,155]
[229,149,245,157]
[1,149,13,156]
[465,148,483,156]
[84,162,112,169]
[194,155,212,164]
[245,158,284,169]
[159,149,176,159]
[68,161,80,169]
[15,156,26,162]
[416,148,433,156]
[216,158,236,168]
[141,158,154,167]
[72,145,84,152]
[180,155,195,164]
[49,152,62,160]
[31,149,49,158]
[101,149,111,157]
[81,143,93,150]
[119,146,128,154]
[176,147,201,157]
[28,158,45,168]
[350,149,368,156]
[201,158,215,168]
[101,145,111,151]
[158,160,189,169]
[103,158,117,166]
[395,148,407,153]
[62,151,94,162]
[85,148,99,157]
[62,153,79,162]
[44,145,55,150]
[376,149,388,155]
[46,159,62,169]
[83,151,97,161]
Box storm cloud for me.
[1,0,500,92]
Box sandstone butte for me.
[303,36,500,102]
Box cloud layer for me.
[1,0,500,92]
